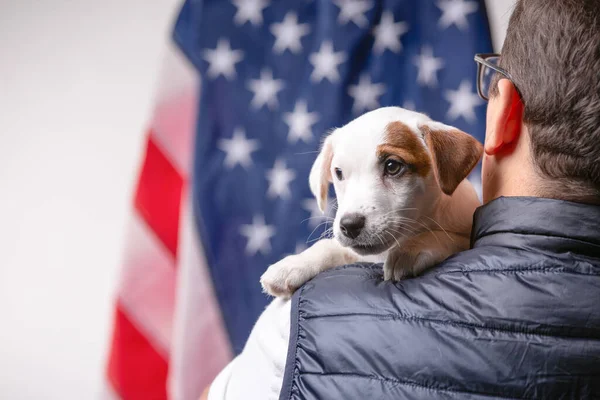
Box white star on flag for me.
[283,100,319,143]
[309,41,347,83]
[270,12,310,54]
[218,128,260,169]
[240,215,276,256]
[334,0,373,28]
[247,68,285,110]
[203,38,244,80]
[437,0,479,31]
[348,74,386,114]
[413,46,445,88]
[403,100,416,111]
[373,11,409,54]
[444,80,483,123]
[232,0,269,26]
[266,159,296,199]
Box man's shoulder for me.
[297,245,600,333]
[296,243,600,325]
[294,253,481,319]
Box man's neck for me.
[484,159,541,203]
[490,168,600,206]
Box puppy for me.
[261,107,483,298]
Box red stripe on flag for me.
[107,303,169,400]
[134,135,183,258]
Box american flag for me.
[105,1,493,399]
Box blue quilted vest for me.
[280,197,600,399]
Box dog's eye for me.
[384,159,405,176]
[334,168,344,181]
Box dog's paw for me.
[260,254,315,298]
[383,249,436,281]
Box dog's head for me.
[309,107,483,255]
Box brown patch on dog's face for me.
[378,121,432,177]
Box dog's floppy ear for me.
[309,135,334,212]
[420,121,483,196]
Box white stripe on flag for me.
[168,188,233,400]
[118,211,177,357]
[150,44,200,176]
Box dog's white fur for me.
[261,107,483,297]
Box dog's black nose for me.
[340,213,366,239]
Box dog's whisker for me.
[318,221,334,239]
[384,230,403,249]
[384,218,421,235]
[386,227,411,240]
[306,221,332,242]
[422,216,454,242]
[306,232,325,244]
[293,150,321,155]
[387,215,421,221]
[379,211,420,224]
[380,208,419,218]
[391,219,437,243]
[307,227,333,243]
[374,232,385,246]
[330,199,339,211]
[300,216,335,224]
[400,218,443,245]
[390,224,417,236]
[395,216,433,232]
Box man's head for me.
[482,0,600,204]
[309,107,481,255]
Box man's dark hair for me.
[496,0,600,203]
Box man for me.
[205,0,600,398]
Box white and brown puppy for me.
[261,107,483,298]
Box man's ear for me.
[420,121,483,196]
[309,135,333,212]
[485,78,524,156]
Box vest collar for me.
[471,196,600,250]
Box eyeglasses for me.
[474,53,521,101]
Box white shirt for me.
[208,298,291,400]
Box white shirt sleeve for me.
[208,298,291,400]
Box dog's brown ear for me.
[420,122,483,196]
[309,135,334,212]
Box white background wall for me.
[0,1,515,399]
